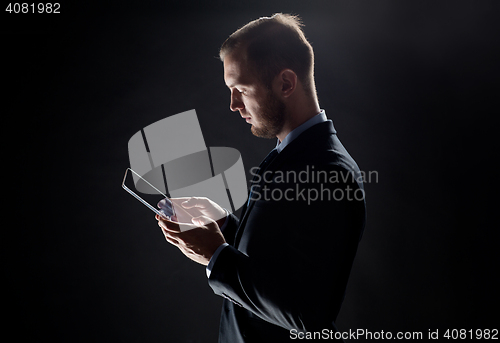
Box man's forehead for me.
[223,51,253,87]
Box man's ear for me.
[276,69,297,98]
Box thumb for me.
[191,215,216,227]
[181,197,200,209]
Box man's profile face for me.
[223,50,285,139]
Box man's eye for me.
[231,87,246,95]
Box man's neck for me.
[276,100,321,142]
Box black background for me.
[3,1,499,342]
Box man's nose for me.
[230,90,244,112]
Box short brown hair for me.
[220,13,315,95]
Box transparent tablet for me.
[122,168,176,219]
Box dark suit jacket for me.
[208,120,366,342]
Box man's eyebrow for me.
[226,82,240,89]
[225,74,241,89]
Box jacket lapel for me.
[233,151,284,247]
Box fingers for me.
[169,197,191,204]
[157,198,175,217]
[157,197,173,208]
[168,197,199,208]
[156,214,181,233]
[179,197,208,209]
[164,234,179,245]
[156,214,198,233]
[191,215,216,227]
[166,197,203,219]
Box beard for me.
[251,90,286,139]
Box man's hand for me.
[158,196,228,228]
[156,214,226,266]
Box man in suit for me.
[156,13,366,342]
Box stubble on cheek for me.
[250,91,286,139]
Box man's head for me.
[221,13,319,140]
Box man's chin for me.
[251,125,276,139]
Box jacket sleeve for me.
[208,164,366,332]
[220,212,240,246]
